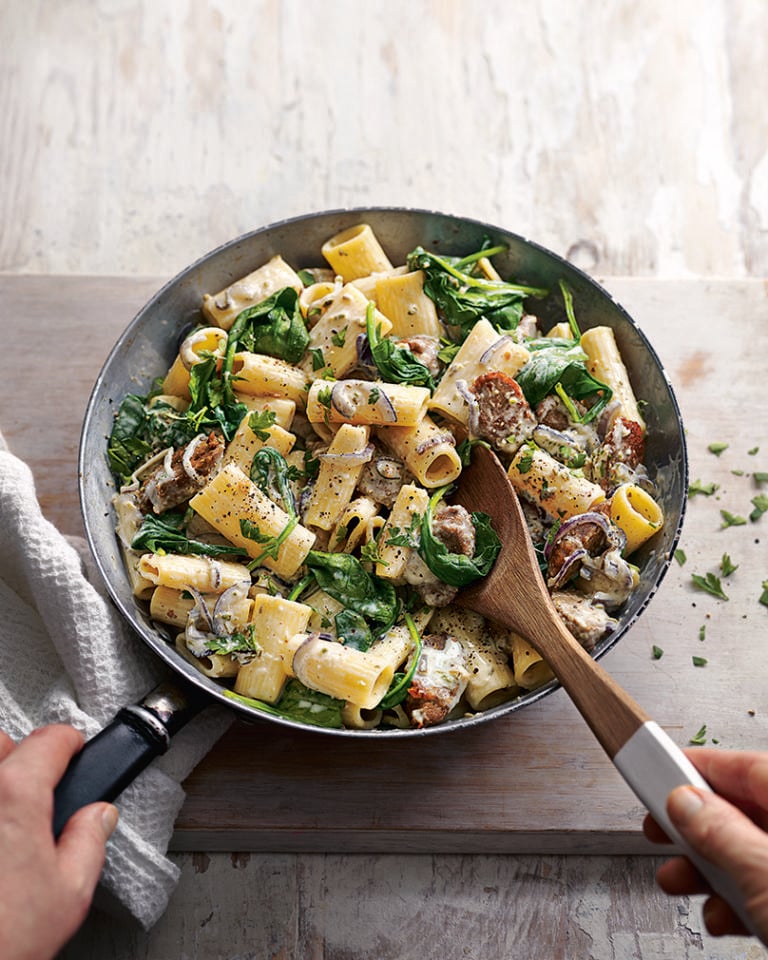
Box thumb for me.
[668,785,768,909]
[56,803,119,908]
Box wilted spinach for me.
[418,485,501,587]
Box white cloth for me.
[0,440,232,929]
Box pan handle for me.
[52,679,205,838]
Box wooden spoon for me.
[453,443,753,932]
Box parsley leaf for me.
[750,494,768,522]
[248,409,277,442]
[720,553,739,577]
[689,724,708,745]
[688,479,719,497]
[651,645,664,659]
[721,510,747,528]
[674,548,687,566]
[760,580,768,607]
[691,572,729,600]
[708,442,729,457]
[692,655,708,667]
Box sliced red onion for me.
[533,424,583,462]
[186,586,214,633]
[180,327,227,370]
[181,434,208,484]
[375,457,403,480]
[415,432,456,455]
[544,511,625,561]
[318,443,375,467]
[355,333,377,374]
[212,581,250,636]
[579,549,635,611]
[331,380,397,422]
[547,547,589,590]
[479,335,515,365]
[456,379,480,437]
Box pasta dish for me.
[107,223,664,730]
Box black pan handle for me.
[52,679,206,838]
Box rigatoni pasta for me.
[107,222,662,731]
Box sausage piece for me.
[470,371,537,454]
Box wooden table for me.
[2,274,766,860]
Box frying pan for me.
[53,207,687,833]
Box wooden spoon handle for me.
[543,629,755,934]
[615,721,757,937]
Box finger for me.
[667,785,768,905]
[655,855,711,896]
[702,895,750,938]
[0,729,16,763]
[1,724,84,791]
[56,803,118,903]
[683,748,768,809]
[643,812,672,845]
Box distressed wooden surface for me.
[4,0,768,954]
[2,0,768,280]
[2,275,767,957]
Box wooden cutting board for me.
[1,275,766,853]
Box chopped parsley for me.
[651,645,664,660]
[691,572,729,600]
[692,655,708,667]
[689,724,708,745]
[720,510,747,529]
[720,553,738,577]
[750,493,768,522]
[708,442,729,457]
[688,479,719,497]
[755,472,768,485]
[248,408,277,441]
[331,326,347,347]
[760,580,768,607]
[748,447,760,456]
[311,348,327,371]
[698,624,706,641]
[674,548,687,566]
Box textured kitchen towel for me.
[0,441,233,929]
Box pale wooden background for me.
[3,1,768,958]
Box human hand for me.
[643,748,768,944]
[0,725,118,960]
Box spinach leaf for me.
[227,286,309,364]
[223,679,344,729]
[365,303,435,390]
[378,613,423,709]
[131,512,245,557]
[515,342,612,424]
[418,486,502,587]
[107,393,204,483]
[406,246,547,338]
[249,447,297,517]
[186,356,248,441]
[305,551,399,644]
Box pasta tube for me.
[375,483,429,579]
[321,223,393,282]
[281,633,395,709]
[138,553,251,593]
[223,418,296,474]
[430,319,529,426]
[507,445,605,519]
[300,283,392,378]
[380,414,462,488]
[375,270,441,338]
[202,255,303,331]
[231,352,309,405]
[306,379,430,428]
[581,326,644,430]
[303,424,372,530]
[608,483,664,555]
[509,631,554,690]
[190,463,315,577]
